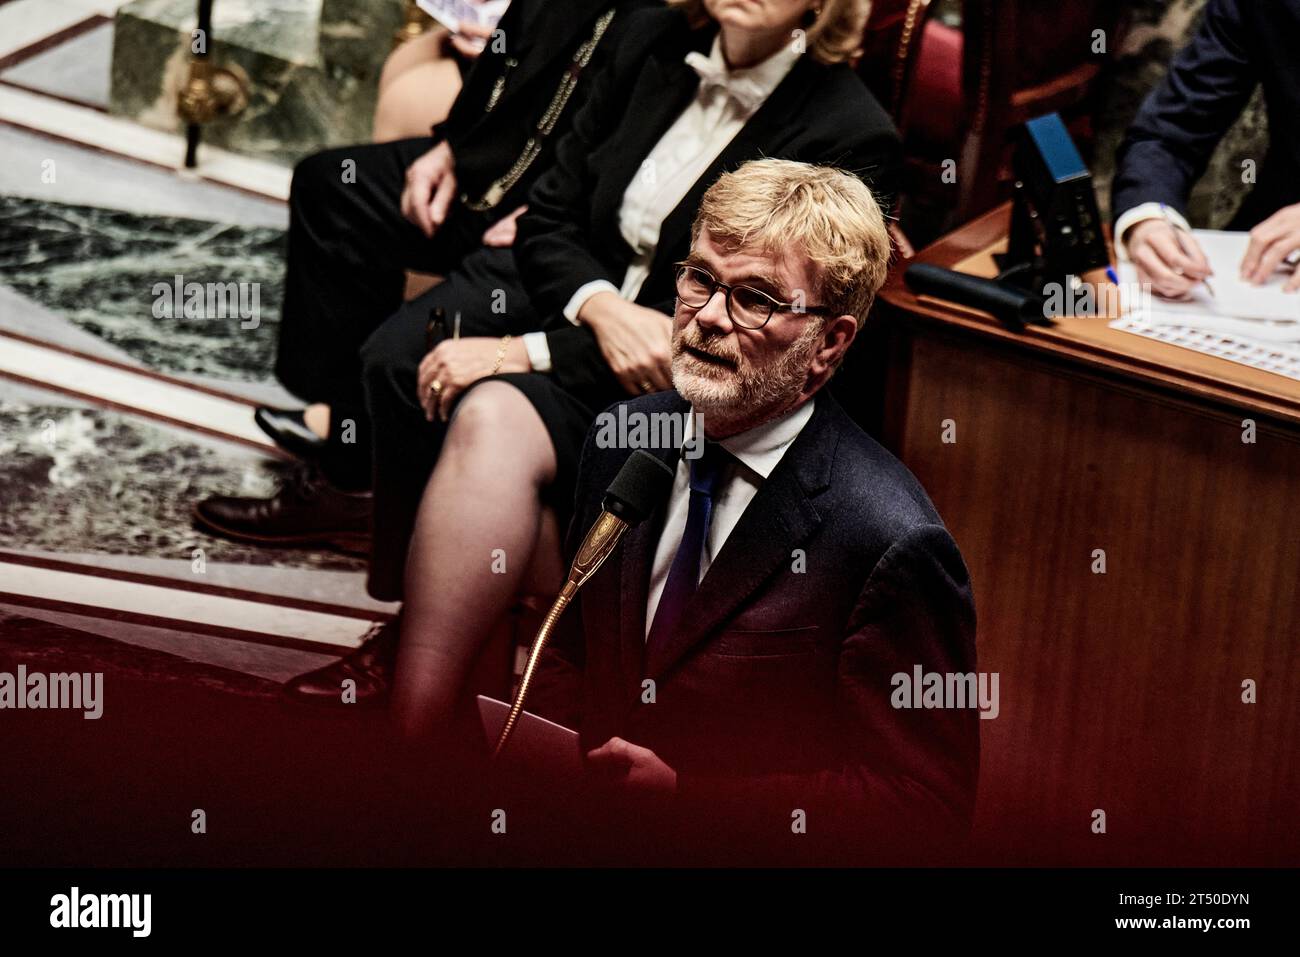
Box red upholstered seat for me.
[899,20,962,154]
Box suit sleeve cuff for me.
[1114,203,1191,261]
[522,331,553,373]
[563,280,621,326]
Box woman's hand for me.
[400,141,457,239]
[579,292,674,395]
[449,20,494,60]
[481,204,528,248]
[417,336,530,422]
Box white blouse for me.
[532,34,802,368]
[613,35,801,303]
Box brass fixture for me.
[179,0,249,168]
[178,57,249,128]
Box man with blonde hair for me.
[528,158,979,857]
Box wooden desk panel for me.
[877,205,1300,863]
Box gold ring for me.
[430,379,443,395]
[639,380,653,393]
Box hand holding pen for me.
[1160,204,1214,298]
[1125,205,1214,300]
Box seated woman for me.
[283,0,902,738]
[279,6,506,442]
[373,12,499,143]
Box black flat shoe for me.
[255,406,326,459]
[193,464,372,555]
[282,619,398,708]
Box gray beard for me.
[673,321,822,422]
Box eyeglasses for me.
[674,263,830,330]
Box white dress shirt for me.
[1113,202,1192,260]
[644,398,815,639]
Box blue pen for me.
[1103,266,1124,317]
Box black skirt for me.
[461,371,615,531]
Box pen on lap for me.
[427,306,447,351]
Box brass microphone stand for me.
[492,511,629,758]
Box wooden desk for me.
[877,203,1299,864]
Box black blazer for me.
[530,391,979,841]
[1112,0,1300,230]
[435,0,652,228]
[515,7,901,408]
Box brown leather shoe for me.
[193,464,371,555]
[282,618,398,708]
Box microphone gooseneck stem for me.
[492,581,577,759]
[492,509,631,759]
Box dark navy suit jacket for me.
[530,391,980,840]
[1112,0,1300,230]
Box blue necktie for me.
[646,442,732,654]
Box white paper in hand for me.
[417,0,510,33]
[478,695,583,779]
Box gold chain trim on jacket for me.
[462,8,616,212]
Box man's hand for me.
[1126,219,1213,299]
[1240,203,1300,291]
[448,20,493,60]
[586,737,677,793]
[482,204,527,248]
[578,292,673,395]
[417,336,530,422]
[400,141,457,239]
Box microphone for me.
[904,263,1050,332]
[493,449,675,757]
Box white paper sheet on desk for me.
[1113,230,1300,381]
[1118,229,1300,328]
[477,695,584,779]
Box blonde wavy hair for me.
[670,0,871,66]
[691,158,891,326]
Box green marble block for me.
[109,0,406,167]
